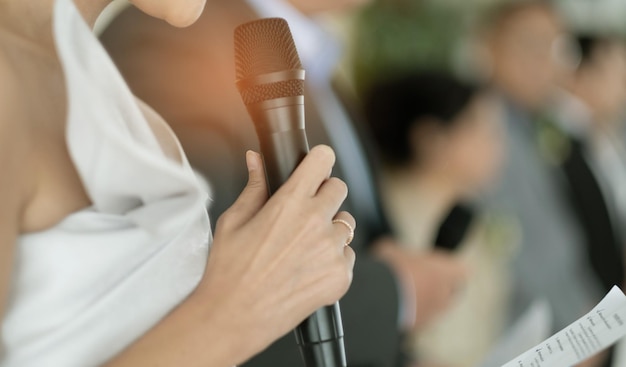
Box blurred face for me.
[415,94,504,194]
[577,43,626,122]
[489,6,564,111]
[129,0,207,27]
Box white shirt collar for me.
[553,89,594,139]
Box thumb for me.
[218,151,269,230]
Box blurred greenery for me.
[350,0,626,98]
[351,0,477,97]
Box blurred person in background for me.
[102,0,467,366]
[552,34,626,294]
[481,2,606,363]
[550,35,626,367]
[364,71,510,367]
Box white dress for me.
[1,0,212,365]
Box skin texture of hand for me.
[373,239,469,331]
[194,146,357,364]
[104,146,356,367]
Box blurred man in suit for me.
[553,35,626,294]
[550,35,626,367]
[101,1,468,366]
[483,0,604,337]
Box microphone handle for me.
[257,127,347,367]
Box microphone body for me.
[245,94,308,191]
[248,93,347,367]
[235,18,347,367]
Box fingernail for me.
[246,150,259,171]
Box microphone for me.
[234,18,347,367]
[433,203,475,252]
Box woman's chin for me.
[164,7,204,28]
[164,13,199,27]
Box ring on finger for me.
[332,219,355,246]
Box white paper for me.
[502,286,626,367]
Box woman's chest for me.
[16,62,92,233]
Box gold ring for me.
[332,219,354,246]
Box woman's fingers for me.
[314,211,356,302]
[217,151,268,231]
[200,146,358,358]
[316,177,349,217]
[343,246,356,275]
[283,145,336,197]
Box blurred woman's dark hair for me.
[364,71,482,166]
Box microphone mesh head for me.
[234,18,304,105]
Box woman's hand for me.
[194,146,356,365]
[373,239,468,331]
[106,146,355,367]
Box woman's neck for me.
[0,0,111,53]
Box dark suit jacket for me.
[101,1,404,366]
[556,133,625,367]
[560,138,624,294]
